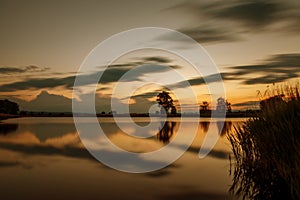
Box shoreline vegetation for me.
[0,113,19,121]
[228,85,300,200]
[0,92,254,120]
[0,110,257,120]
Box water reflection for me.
[157,121,176,143]
[199,121,210,133]
[198,121,233,136]
[217,121,232,136]
[156,121,233,144]
[154,121,233,161]
[0,123,18,135]
[0,119,235,161]
[0,117,242,200]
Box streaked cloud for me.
[0,76,75,92]
[170,53,300,87]
[164,0,300,43]
[178,26,240,44]
[0,65,49,74]
[0,56,180,92]
[168,73,223,89]
[129,91,161,99]
[226,53,300,84]
[143,57,171,63]
[1,53,299,112]
[130,53,300,100]
[208,1,282,29]
[232,100,260,108]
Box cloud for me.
[170,53,300,87]
[0,65,49,74]
[157,23,241,44]
[130,91,161,99]
[0,57,180,92]
[12,90,123,113]
[125,54,300,104]
[167,73,225,89]
[143,57,172,63]
[0,76,75,92]
[210,1,282,28]
[17,91,73,112]
[227,53,300,85]
[3,53,299,113]
[232,100,260,108]
[164,0,300,43]
[129,95,157,114]
[177,26,240,44]
[243,74,298,85]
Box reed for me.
[228,84,300,200]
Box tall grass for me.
[228,84,300,200]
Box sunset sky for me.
[0,0,300,112]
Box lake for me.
[0,117,245,200]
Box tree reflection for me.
[199,121,232,136]
[0,123,18,135]
[156,121,233,144]
[199,121,210,133]
[217,121,232,136]
[157,121,176,144]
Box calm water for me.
[0,117,245,200]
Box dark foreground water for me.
[0,117,245,200]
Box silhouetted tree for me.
[0,99,19,114]
[216,97,226,112]
[156,91,175,114]
[216,97,231,112]
[226,100,232,112]
[200,101,209,111]
[171,106,177,114]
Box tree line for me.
[156,91,232,114]
[0,99,19,115]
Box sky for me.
[0,0,300,112]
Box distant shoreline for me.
[1,111,257,120]
[0,113,20,121]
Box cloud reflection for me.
[0,119,235,172]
